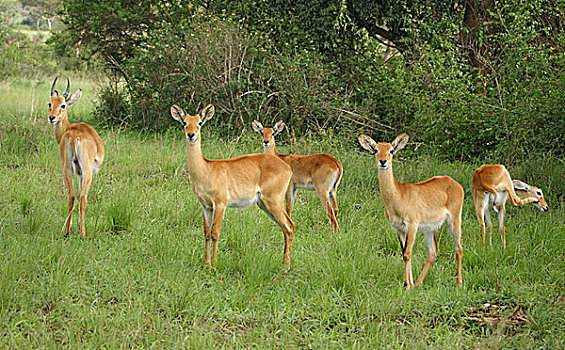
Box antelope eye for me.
[197,121,203,126]
[537,191,542,196]
[48,102,52,108]
[61,104,66,109]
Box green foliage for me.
[208,0,349,56]
[100,16,351,132]
[54,0,565,161]
[481,0,565,160]
[334,0,565,161]
[45,28,103,72]
[95,82,132,128]
[60,0,196,69]
[0,29,56,79]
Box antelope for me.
[471,164,548,248]
[251,120,343,234]
[170,104,296,270]
[358,133,464,288]
[48,76,104,239]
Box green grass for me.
[1,78,564,348]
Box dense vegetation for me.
[3,0,564,160]
[55,0,565,161]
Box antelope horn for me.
[62,77,70,98]
[51,76,58,96]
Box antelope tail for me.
[333,162,343,191]
[69,137,83,175]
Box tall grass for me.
[1,78,564,348]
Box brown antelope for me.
[358,133,464,288]
[471,164,547,248]
[48,76,104,239]
[171,104,296,270]
[251,120,343,233]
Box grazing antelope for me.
[251,120,343,233]
[48,76,104,239]
[358,133,464,288]
[471,164,547,248]
[171,104,296,270]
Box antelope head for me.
[170,104,215,143]
[48,76,82,125]
[513,180,549,212]
[252,120,285,149]
[358,133,409,171]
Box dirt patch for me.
[41,301,54,316]
[462,302,531,335]
[104,297,119,305]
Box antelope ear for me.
[170,105,187,125]
[272,120,285,136]
[66,89,82,107]
[391,133,409,154]
[358,134,378,154]
[252,120,264,134]
[513,179,530,191]
[200,104,215,124]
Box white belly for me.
[487,190,508,207]
[418,221,444,234]
[227,193,260,208]
[390,220,444,234]
[294,182,315,191]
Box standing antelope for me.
[170,104,296,270]
[358,133,464,288]
[48,76,104,239]
[251,120,343,234]
[471,164,548,248]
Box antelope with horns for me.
[48,76,104,239]
[471,164,547,248]
[171,104,296,270]
[251,120,343,234]
[358,133,464,288]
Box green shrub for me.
[99,16,352,134]
[76,1,564,162]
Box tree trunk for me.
[461,0,496,85]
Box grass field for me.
[1,78,564,348]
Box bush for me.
[99,16,352,134]
[0,29,57,79]
[81,2,564,163]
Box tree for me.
[21,0,61,30]
[61,0,162,76]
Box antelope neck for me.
[377,163,401,202]
[265,142,280,156]
[185,138,209,180]
[54,113,71,144]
